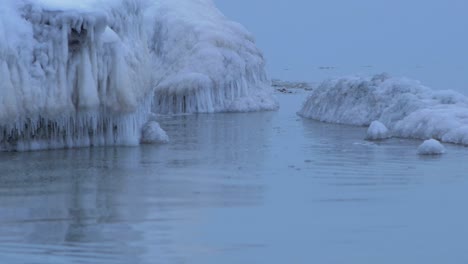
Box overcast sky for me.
[215,0,468,89]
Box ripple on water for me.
[1,92,468,263]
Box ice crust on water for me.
[418,139,446,155]
[298,74,468,145]
[0,0,276,151]
[366,121,390,140]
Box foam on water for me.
[298,73,468,145]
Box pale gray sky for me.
[215,0,468,90]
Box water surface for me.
[1,92,468,263]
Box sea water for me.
[1,91,468,263]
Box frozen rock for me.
[0,0,275,151]
[366,121,390,140]
[298,73,468,145]
[141,121,169,144]
[148,0,278,114]
[417,139,446,155]
[0,0,153,151]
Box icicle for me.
[0,0,278,151]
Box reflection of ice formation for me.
[0,142,266,262]
[299,74,468,145]
[0,0,277,151]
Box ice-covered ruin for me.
[298,74,468,145]
[0,0,277,151]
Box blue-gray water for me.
[1,92,468,263]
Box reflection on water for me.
[0,113,271,263]
[1,92,468,263]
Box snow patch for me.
[417,139,446,155]
[298,73,468,146]
[366,121,390,140]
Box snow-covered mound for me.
[366,121,390,140]
[141,121,169,144]
[0,0,275,151]
[298,74,468,145]
[147,0,278,114]
[418,139,446,155]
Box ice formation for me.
[298,73,468,145]
[0,0,276,151]
[417,139,446,155]
[141,121,169,144]
[366,121,391,140]
[148,0,278,114]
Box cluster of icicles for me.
[0,0,277,151]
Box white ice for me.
[418,139,446,155]
[366,121,390,140]
[298,73,468,145]
[141,121,169,144]
[0,0,276,151]
[148,0,278,114]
